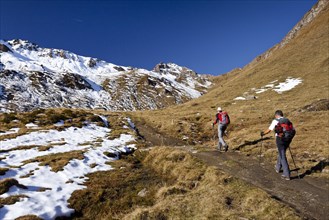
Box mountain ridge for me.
[245,0,328,69]
[0,39,211,112]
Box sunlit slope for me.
[131,1,329,171]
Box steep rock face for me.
[280,0,327,48]
[246,0,328,68]
[154,63,208,83]
[0,40,211,112]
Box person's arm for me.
[261,119,277,136]
[213,114,218,125]
[261,129,271,136]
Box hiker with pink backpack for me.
[213,107,230,152]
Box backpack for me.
[275,118,296,140]
[217,112,230,125]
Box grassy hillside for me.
[130,2,329,175]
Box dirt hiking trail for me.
[194,150,329,220]
[134,120,329,220]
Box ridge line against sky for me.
[0,0,317,75]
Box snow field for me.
[273,77,303,93]
[233,77,303,100]
[0,119,136,219]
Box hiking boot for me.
[274,166,283,173]
[274,167,279,173]
[281,175,290,181]
[224,145,228,152]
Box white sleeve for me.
[269,119,278,131]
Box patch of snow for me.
[0,123,136,219]
[265,84,274,88]
[273,77,302,94]
[54,120,64,127]
[97,115,108,128]
[234,77,303,100]
[84,78,102,91]
[204,80,212,87]
[233,97,246,101]
[0,128,19,136]
[255,89,267,94]
[126,118,136,130]
[25,123,38,129]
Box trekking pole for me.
[211,124,215,148]
[213,127,217,149]
[224,130,229,138]
[288,147,301,179]
[258,134,264,165]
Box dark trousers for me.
[275,137,291,177]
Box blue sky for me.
[0,0,316,75]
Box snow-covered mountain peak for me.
[7,39,39,51]
[154,62,194,75]
[0,39,211,112]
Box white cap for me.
[217,107,222,111]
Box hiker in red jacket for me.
[261,110,296,180]
[213,107,230,152]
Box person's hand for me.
[260,131,265,137]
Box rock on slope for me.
[0,39,211,112]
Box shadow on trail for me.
[234,137,272,151]
[299,160,329,179]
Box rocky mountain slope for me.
[0,40,211,112]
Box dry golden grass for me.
[0,195,28,208]
[38,141,67,152]
[22,150,85,172]
[0,178,27,195]
[68,151,171,219]
[128,4,329,176]
[0,145,42,154]
[0,167,9,175]
[66,147,300,220]
[0,108,109,136]
[15,215,43,220]
[0,127,29,141]
[122,147,299,220]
